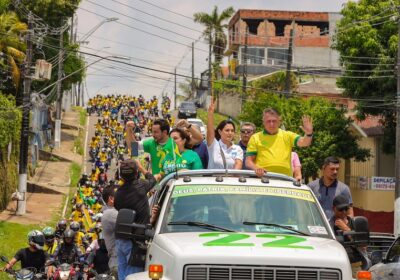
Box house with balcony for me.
[226,9,342,77]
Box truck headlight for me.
[357,271,371,280]
[148,264,163,280]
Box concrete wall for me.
[293,47,340,68]
[217,92,243,118]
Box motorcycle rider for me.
[43,227,59,256]
[78,173,89,188]
[70,203,85,225]
[47,229,85,277]
[69,222,86,254]
[55,219,68,240]
[2,230,48,272]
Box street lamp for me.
[78,17,119,42]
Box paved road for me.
[83,115,119,180]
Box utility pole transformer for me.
[17,13,33,215]
[55,25,64,149]
[394,11,400,237]
[284,21,295,98]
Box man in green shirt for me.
[128,119,203,176]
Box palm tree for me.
[0,12,27,91]
[194,6,235,64]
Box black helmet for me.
[63,229,75,245]
[42,227,55,244]
[70,221,80,232]
[28,230,45,250]
[57,219,67,231]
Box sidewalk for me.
[0,110,84,225]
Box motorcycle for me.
[0,256,45,280]
[89,148,97,162]
[86,268,114,280]
[86,106,92,116]
[51,262,83,280]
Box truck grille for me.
[184,265,341,280]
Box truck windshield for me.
[160,184,331,238]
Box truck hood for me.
[149,232,349,268]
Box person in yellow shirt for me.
[70,203,85,224]
[110,118,117,129]
[246,108,313,177]
[89,137,99,149]
[90,168,98,182]
[98,148,108,163]
[42,227,58,255]
[81,183,94,198]
[70,221,86,252]
[104,127,112,138]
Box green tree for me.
[0,11,27,91]
[194,6,235,64]
[0,93,21,211]
[239,93,370,180]
[12,0,85,98]
[333,0,397,153]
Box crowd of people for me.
[2,93,365,278]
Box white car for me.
[120,170,370,280]
[186,118,206,138]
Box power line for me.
[134,0,194,21]
[110,0,203,34]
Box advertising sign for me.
[371,177,395,191]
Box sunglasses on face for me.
[337,207,349,212]
[240,130,253,134]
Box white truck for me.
[117,170,370,280]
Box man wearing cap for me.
[329,195,364,277]
[308,156,353,220]
[114,159,157,279]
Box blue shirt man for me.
[308,156,353,220]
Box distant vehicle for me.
[370,236,400,280]
[178,101,197,119]
[187,118,206,138]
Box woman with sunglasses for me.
[206,99,243,169]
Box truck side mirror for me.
[115,209,137,240]
[353,216,370,246]
[370,251,383,265]
[341,216,370,246]
[116,209,154,240]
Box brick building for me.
[226,9,342,76]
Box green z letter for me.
[199,233,254,247]
[257,234,314,250]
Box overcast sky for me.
[76,0,350,101]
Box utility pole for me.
[242,25,249,95]
[284,21,295,98]
[394,10,400,236]
[191,41,195,99]
[174,67,177,110]
[55,24,64,149]
[17,13,33,215]
[208,32,212,97]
